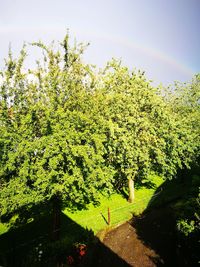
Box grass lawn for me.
[0,223,7,235]
[0,175,164,237]
[0,174,164,266]
[63,174,164,234]
[0,172,198,266]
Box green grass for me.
[0,223,7,235]
[63,174,164,234]
[0,174,165,265]
[2,173,199,266]
[0,174,163,238]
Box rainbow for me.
[83,31,194,78]
[0,26,194,77]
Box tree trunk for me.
[128,177,135,203]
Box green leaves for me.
[0,34,199,219]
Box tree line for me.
[0,35,199,230]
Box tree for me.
[1,33,198,225]
[94,60,199,202]
[166,75,200,265]
[162,75,200,172]
[0,36,114,232]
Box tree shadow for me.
[92,241,132,267]
[130,170,199,267]
[114,173,158,202]
[131,206,177,267]
[147,177,191,210]
[0,202,131,267]
[135,178,158,190]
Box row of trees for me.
[0,35,199,225]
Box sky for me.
[0,0,200,86]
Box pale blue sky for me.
[0,0,200,85]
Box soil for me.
[92,207,182,267]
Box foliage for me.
[162,75,200,165]
[177,219,196,236]
[0,34,199,224]
[162,76,200,265]
[176,187,200,236]
[0,36,115,221]
[94,60,198,189]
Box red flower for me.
[79,249,86,256]
[77,244,87,257]
[66,255,74,265]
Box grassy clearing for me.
[0,174,163,238]
[0,175,164,265]
[0,173,198,265]
[63,175,164,234]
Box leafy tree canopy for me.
[0,34,199,220]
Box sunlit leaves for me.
[0,34,199,219]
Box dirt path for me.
[94,207,179,267]
[103,222,159,267]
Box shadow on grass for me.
[0,204,131,267]
[100,212,109,225]
[147,176,191,210]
